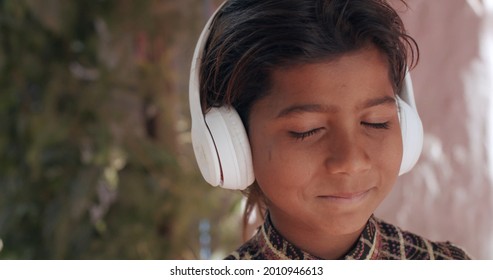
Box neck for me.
[268,211,367,259]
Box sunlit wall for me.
[377,0,493,259]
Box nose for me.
[325,129,371,175]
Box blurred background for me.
[0,0,242,259]
[0,0,492,259]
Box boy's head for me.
[190,0,421,242]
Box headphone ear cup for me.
[397,96,423,175]
[191,122,222,187]
[205,107,255,190]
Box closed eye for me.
[361,122,390,129]
[289,128,323,141]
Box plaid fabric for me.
[224,215,471,260]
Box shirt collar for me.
[258,213,379,260]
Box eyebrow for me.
[362,95,396,109]
[276,95,396,119]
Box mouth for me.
[318,187,374,203]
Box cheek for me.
[249,134,316,197]
[373,128,403,183]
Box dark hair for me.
[199,0,418,240]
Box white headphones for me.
[189,2,423,190]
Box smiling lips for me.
[318,187,374,203]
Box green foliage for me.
[0,0,242,259]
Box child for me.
[189,0,471,259]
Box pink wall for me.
[377,0,493,259]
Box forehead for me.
[271,46,390,90]
[270,47,391,93]
[257,46,394,114]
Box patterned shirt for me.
[225,215,471,260]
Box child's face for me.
[248,46,402,238]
